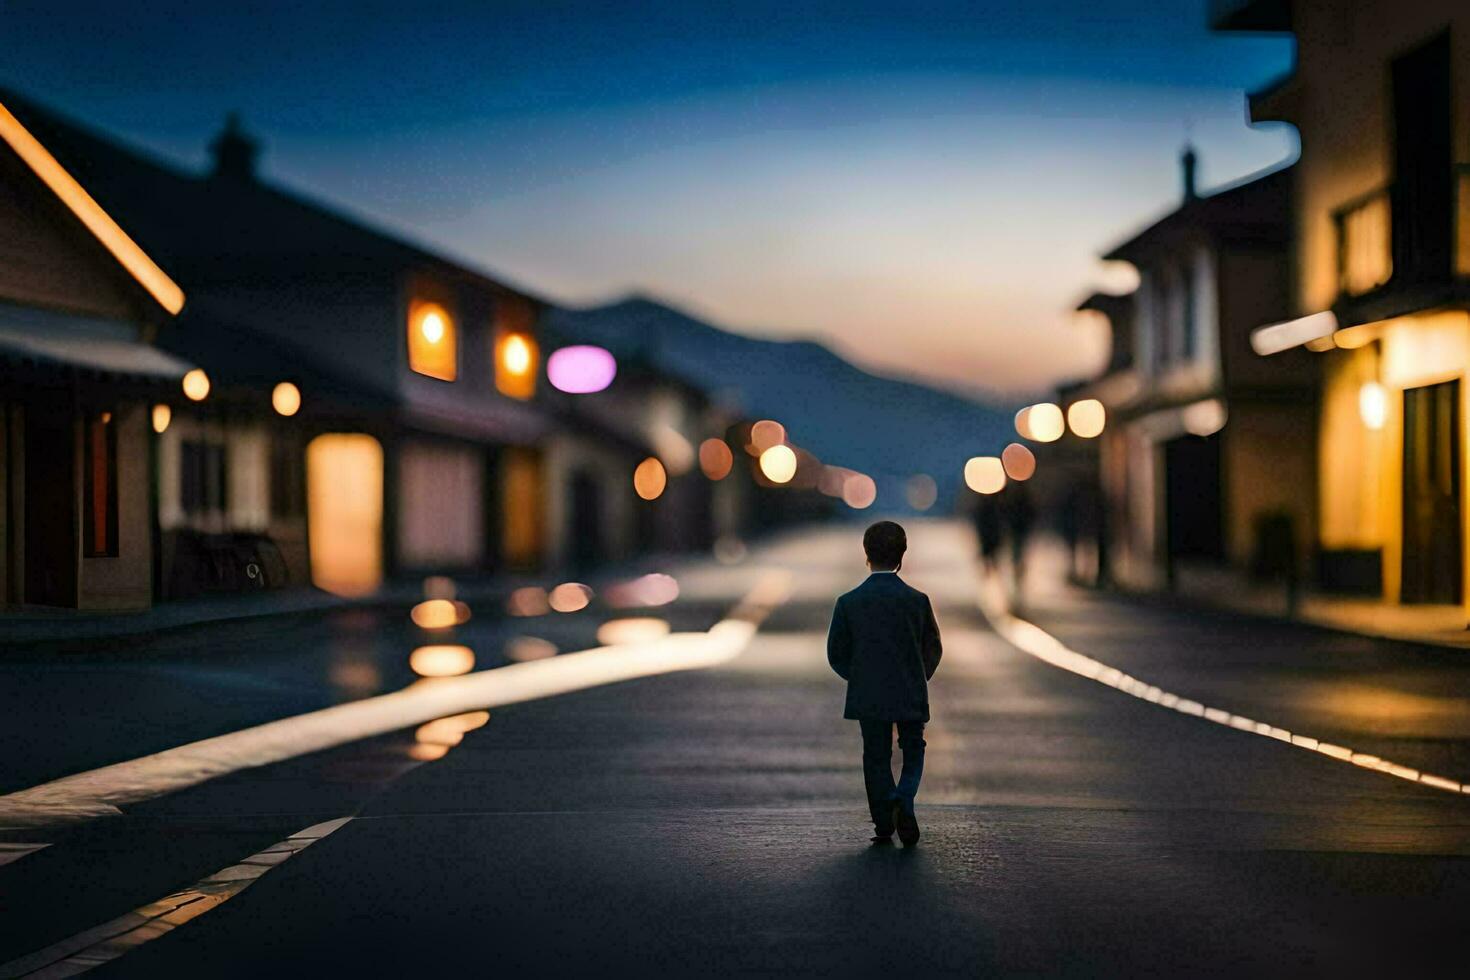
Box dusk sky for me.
[2,1,1295,397]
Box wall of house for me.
[0,151,142,322]
[157,413,310,595]
[77,402,151,610]
[396,439,485,570]
[1317,310,1470,603]
[1285,3,1470,315]
[1222,400,1317,572]
[543,434,636,569]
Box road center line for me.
[978,578,1470,797]
[0,570,792,831]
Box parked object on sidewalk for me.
[163,531,291,599]
[1250,511,1300,612]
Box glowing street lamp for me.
[1359,381,1387,431]
[759,444,798,484]
[1067,398,1106,438]
[182,368,210,402]
[964,456,1006,495]
[272,381,301,417]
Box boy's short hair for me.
[863,521,907,569]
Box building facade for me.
[2,93,583,597]
[1224,0,1470,608]
[0,98,189,609]
[1072,153,1316,591]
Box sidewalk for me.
[1146,557,1470,651]
[1022,552,1470,783]
[0,550,707,646]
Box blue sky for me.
[2,1,1295,395]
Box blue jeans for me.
[859,720,925,830]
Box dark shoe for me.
[869,834,894,845]
[893,799,920,847]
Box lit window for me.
[84,411,117,557]
[495,332,538,400]
[408,300,457,381]
[494,297,538,400]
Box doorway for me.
[1401,379,1461,604]
[568,470,604,570]
[306,433,383,597]
[24,407,78,606]
[1164,432,1224,569]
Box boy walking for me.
[827,521,943,846]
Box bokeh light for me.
[905,474,938,511]
[842,473,877,509]
[1183,398,1228,437]
[1358,382,1387,431]
[182,368,210,402]
[272,381,301,416]
[596,617,672,646]
[759,444,798,484]
[698,438,734,480]
[819,466,849,497]
[1026,403,1065,442]
[634,456,668,500]
[1067,398,1106,438]
[410,599,466,630]
[547,345,617,394]
[412,710,489,759]
[1001,443,1037,481]
[409,644,476,678]
[507,586,551,617]
[606,573,680,608]
[151,404,171,434]
[750,420,786,453]
[549,582,593,613]
[964,456,1006,494]
[1014,406,1033,440]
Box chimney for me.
[209,112,261,181]
[1181,143,1199,202]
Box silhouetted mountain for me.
[547,296,1015,511]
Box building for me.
[0,99,190,609]
[1071,152,1316,591]
[0,91,635,597]
[1222,0,1470,609]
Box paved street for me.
[5,521,1470,977]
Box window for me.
[83,411,117,557]
[493,296,538,399]
[181,438,228,516]
[408,299,457,381]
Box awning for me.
[0,304,194,381]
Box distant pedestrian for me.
[1001,482,1036,607]
[826,521,943,846]
[972,492,1004,574]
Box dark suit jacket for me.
[826,572,942,721]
